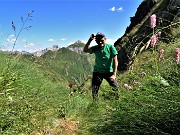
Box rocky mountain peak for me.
[67,40,85,54]
[75,40,83,44]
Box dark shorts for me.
[92,72,118,88]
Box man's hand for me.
[110,74,116,81]
[84,34,95,52]
[90,34,96,40]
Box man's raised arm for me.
[83,34,95,53]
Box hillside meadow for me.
[0,0,180,134]
[0,37,180,134]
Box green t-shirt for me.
[88,44,118,73]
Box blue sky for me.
[0,0,142,53]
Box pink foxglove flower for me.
[157,31,161,37]
[151,35,157,48]
[155,31,161,41]
[150,14,156,28]
[158,49,164,62]
[69,82,73,88]
[175,48,180,64]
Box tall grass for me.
[76,39,180,135]
[0,53,69,134]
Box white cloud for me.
[25,48,38,53]
[25,43,34,48]
[60,38,67,41]
[22,39,26,42]
[48,39,56,42]
[16,48,23,52]
[6,34,16,44]
[109,6,116,11]
[117,7,123,11]
[1,48,11,52]
[109,6,123,12]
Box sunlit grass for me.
[1,38,180,134]
[0,0,180,133]
[75,39,180,135]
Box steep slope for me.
[37,47,93,84]
[115,0,180,71]
[77,35,180,135]
[15,45,94,85]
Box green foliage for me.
[0,46,94,134]
[0,53,68,134]
[33,48,93,84]
[76,37,180,135]
[1,39,180,134]
[88,86,180,135]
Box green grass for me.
[77,86,179,135]
[0,49,92,134]
[0,39,180,134]
[75,39,180,135]
[0,53,68,134]
[0,0,180,133]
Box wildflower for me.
[68,82,73,88]
[28,10,34,17]
[123,84,128,88]
[158,49,164,62]
[151,35,157,48]
[140,72,146,77]
[157,31,161,37]
[175,48,180,64]
[155,31,161,41]
[12,21,16,31]
[133,81,142,87]
[150,14,156,28]
[73,87,77,92]
[69,92,73,96]
[123,84,133,90]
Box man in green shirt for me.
[83,32,119,101]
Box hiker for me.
[83,32,119,100]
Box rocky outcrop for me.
[115,0,180,72]
[125,0,157,34]
[68,47,83,54]
[34,45,59,57]
[67,40,85,54]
